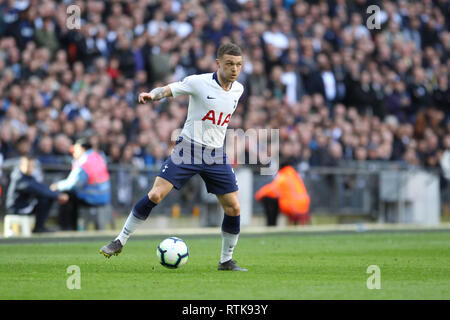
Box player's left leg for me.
[101,150,199,258]
[100,176,174,258]
[216,191,248,271]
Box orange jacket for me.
[255,166,310,217]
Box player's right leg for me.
[215,191,248,271]
[99,176,173,258]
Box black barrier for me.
[0,161,447,222]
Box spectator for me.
[262,22,289,51]
[246,60,268,97]
[114,34,136,79]
[34,17,59,59]
[0,0,448,205]
[148,41,173,83]
[348,70,376,116]
[267,65,286,101]
[433,73,450,115]
[5,1,34,50]
[5,155,68,233]
[6,135,31,160]
[386,79,412,123]
[354,147,368,161]
[281,52,306,105]
[51,137,111,230]
[408,67,433,113]
[36,135,61,165]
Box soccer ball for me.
[156,237,189,269]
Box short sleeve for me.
[168,75,196,98]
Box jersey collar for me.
[213,72,233,90]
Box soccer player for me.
[100,43,247,271]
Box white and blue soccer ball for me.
[156,237,189,269]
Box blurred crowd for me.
[0,0,449,181]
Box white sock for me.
[115,212,145,246]
[220,231,239,263]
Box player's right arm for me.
[139,75,197,103]
[138,86,173,103]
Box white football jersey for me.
[168,72,244,148]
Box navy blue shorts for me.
[157,136,239,195]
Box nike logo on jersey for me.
[207,96,216,99]
[162,164,169,172]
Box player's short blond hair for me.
[217,43,242,59]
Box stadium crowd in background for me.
[0,0,449,184]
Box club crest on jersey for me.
[202,110,231,126]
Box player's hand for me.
[58,193,69,204]
[138,92,154,104]
[50,183,57,191]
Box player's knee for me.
[225,203,240,216]
[148,189,164,204]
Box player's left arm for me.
[138,86,173,103]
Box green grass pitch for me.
[1,231,449,299]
